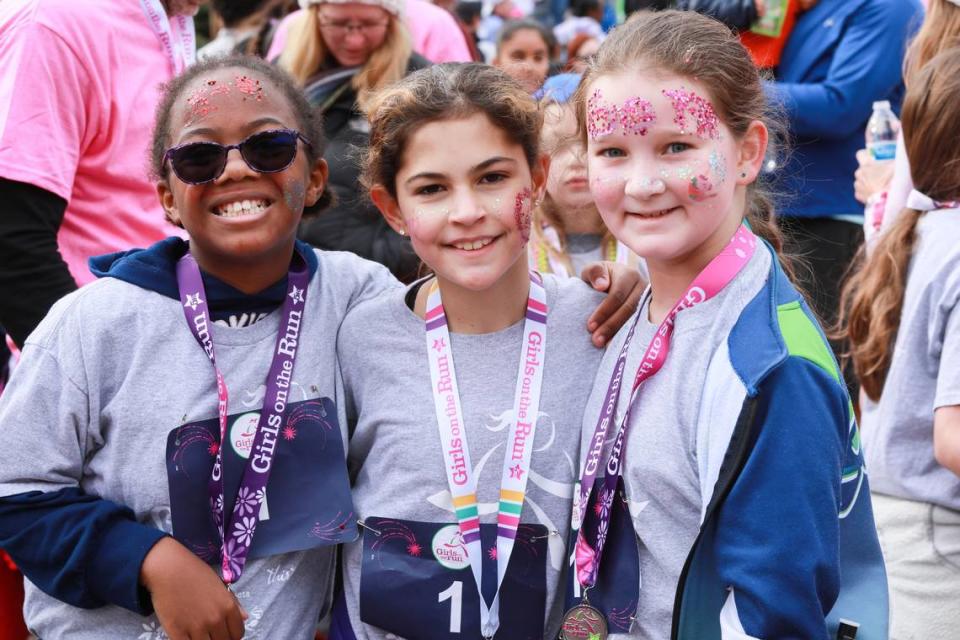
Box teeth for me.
[453,238,493,251]
[635,208,673,218]
[216,199,269,218]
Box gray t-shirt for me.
[862,209,960,510]
[0,250,396,639]
[579,246,770,640]
[338,275,605,640]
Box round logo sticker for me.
[431,525,470,570]
[229,412,260,459]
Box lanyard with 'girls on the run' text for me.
[176,251,310,585]
[425,271,548,639]
[139,0,196,75]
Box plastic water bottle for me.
[866,100,899,161]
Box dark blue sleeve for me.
[0,487,167,614]
[766,1,920,140]
[712,358,845,639]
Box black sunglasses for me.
[163,129,312,185]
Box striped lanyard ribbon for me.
[425,271,548,638]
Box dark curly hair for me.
[149,54,332,211]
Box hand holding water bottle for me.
[854,100,899,204]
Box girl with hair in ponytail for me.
[566,11,885,640]
[841,46,960,640]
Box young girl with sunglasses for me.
[329,62,643,640]
[563,12,887,640]
[0,55,636,640]
[0,55,392,639]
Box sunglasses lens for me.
[170,143,225,184]
[242,131,299,173]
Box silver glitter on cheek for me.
[660,168,671,180]
[708,150,728,184]
[675,165,693,181]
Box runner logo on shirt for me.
[230,412,260,459]
[432,525,469,570]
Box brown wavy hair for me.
[839,47,960,401]
[278,5,412,110]
[361,63,542,198]
[572,10,795,278]
[903,0,960,87]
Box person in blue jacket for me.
[766,0,922,358]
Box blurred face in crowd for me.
[542,103,595,215]
[317,3,391,67]
[494,28,550,93]
[568,37,600,74]
[162,0,205,16]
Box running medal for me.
[561,599,608,640]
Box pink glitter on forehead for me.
[619,97,656,136]
[234,75,264,101]
[587,89,657,140]
[184,82,231,124]
[662,88,720,140]
[587,89,618,140]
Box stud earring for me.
[398,228,406,236]
[740,172,747,179]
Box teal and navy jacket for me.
[672,246,886,639]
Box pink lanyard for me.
[139,0,196,75]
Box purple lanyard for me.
[573,225,757,592]
[176,251,310,584]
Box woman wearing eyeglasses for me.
[277,0,430,282]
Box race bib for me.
[566,477,640,633]
[165,397,357,561]
[359,517,547,639]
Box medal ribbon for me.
[139,0,197,75]
[176,251,310,584]
[573,225,757,590]
[425,271,548,638]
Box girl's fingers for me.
[227,605,247,640]
[584,261,643,345]
[581,262,611,295]
[591,279,642,347]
